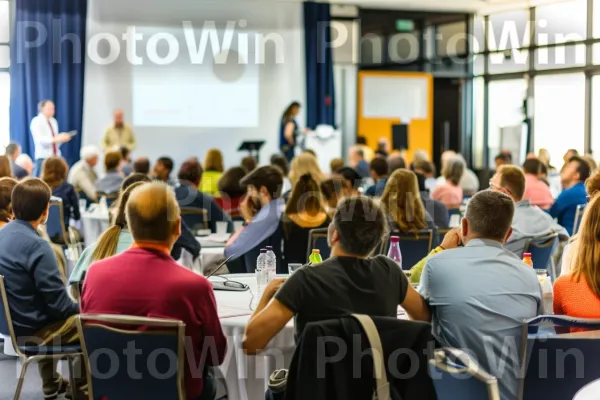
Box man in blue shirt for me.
[419,190,542,400]
[0,178,82,399]
[549,156,590,235]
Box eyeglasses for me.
[489,181,512,195]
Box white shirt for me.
[30,113,61,160]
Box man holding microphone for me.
[30,100,72,176]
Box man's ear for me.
[174,216,182,239]
[461,217,469,239]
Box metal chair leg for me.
[67,356,78,400]
[13,357,30,400]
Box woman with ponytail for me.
[282,173,331,265]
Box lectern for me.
[238,141,265,164]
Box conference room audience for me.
[6,143,28,179]
[201,148,224,197]
[95,151,124,194]
[348,146,370,179]
[419,190,542,400]
[431,155,464,208]
[416,173,450,229]
[372,154,406,196]
[133,156,151,175]
[435,150,479,194]
[414,160,437,192]
[175,160,232,233]
[42,156,81,232]
[0,177,17,227]
[282,174,331,265]
[554,194,600,331]
[102,109,136,152]
[550,156,590,235]
[320,177,344,212]
[355,135,374,162]
[0,155,12,179]
[215,166,247,217]
[82,182,226,400]
[289,152,325,188]
[15,153,33,178]
[224,166,284,268]
[153,156,176,186]
[68,145,99,202]
[241,155,257,173]
[335,167,362,197]
[243,195,429,354]
[381,169,438,240]
[522,158,554,210]
[120,146,133,176]
[329,157,344,174]
[490,165,567,257]
[0,178,82,398]
[270,153,292,194]
[364,157,388,196]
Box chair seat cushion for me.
[18,344,81,356]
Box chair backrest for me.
[428,348,500,400]
[306,228,331,262]
[180,207,208,232]
[379,230,433,270]
[0,275,24,357]
[47,198,69,244]
[242,221,285,274]
[573,203,586,235]
[77,314,186,400]
[96,192,119,207]
[520,315,600,399]
[523,233,558,277]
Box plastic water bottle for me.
[256,249,268,294]
[387,236,402,269]
[309,249,323,264]
[265,246,277,282]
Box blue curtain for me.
[303,1,335,129]
[9,0,87,166]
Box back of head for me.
[413,159,433,175]
[120,146,130,162]
[329,158,344,173]
[240,166,284,200]
[178,160,203,186]
[12,178,51,222]
[0,177,18,221]
[126,181,180,243]
[335,166,362,190]
[121,173,151,192]
[387,154,406,175]
[133,157,151,174]
[443,156,465,185]
[464,190,514,242]
[583,155,598,174]
[157,156,174,174]
[80,145,99,162]
[570,156,592,183]
[218,167,247,198]
[499,165,526,201]
[333,196,388,256]
[241,156,257,173]
[285,174,325,215]
[573,194,600,297]
[204,148,224,173]
[369,157,388,178]
[42,156,68,189]
[523,158,543,176]
[586,170,600,198]
[5,143,19,158]
[303,149,317,159]
[381,169,426,232]
[289,152,324,187]
[105,151,122,172]
[320,177,345,205]
[495,153,512,165]
[356,136,367,146]
[270,154,290,177]
[413,149,429,164]
[0,156,12,179]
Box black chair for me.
[379,230,433,270]
[306,228,330,262]
[429,348,500,400]
[77,314,186,400]
[523,233,559,279]
[520,315,600,400]
[181,207,209,232]
[573,203,586,235]
[0,276,81,400]
[47,198,70,244]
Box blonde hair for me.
[586,170,600,198]
[0,156,12,179]
[204,148,224,173]
[91,182,145,261]
[572,194,600,298]
[381,169,426,233]
[538,148,551,166]
[289,153,325,187]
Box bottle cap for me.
[312,249,320,254]
[266,246,273,250]
[523,253,532,258]
[260,248,267,253]
[390,236,400,242]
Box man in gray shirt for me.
[419,190,542,400]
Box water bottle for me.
[309,249,323,264]
[255,249,268,294]
[265,246,277,282]
[387,236,402,269]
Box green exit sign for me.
[395,19,414,32]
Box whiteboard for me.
[362,75,428,121]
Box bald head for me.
[126,182,181,246]
[114,109,125,127]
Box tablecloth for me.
[213,274,295,400]
[81,212,110,248]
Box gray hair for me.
[80,145,99,161]
[442,155,465,185]
[333,196,389,256]
[465,190,514,241]
[413,149,429,164]
[387,154,406,175]
[5,143,20,157]
[38,100,53,112]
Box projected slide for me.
[132,26,259,127]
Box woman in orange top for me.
[553,194,600,332]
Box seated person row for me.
[435,150,480,195]
[68,145,100,202]
[82,181,226,400]
[549,156,590,235]
[522,158,554,210]
[214,166,247,217]
[364,157,388,196]
[200,148,224,197]
[431,154,464,208]
[95,150,124,195]
[152,156,176,186]
[42,156,81,232]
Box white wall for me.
[83,0,305,171]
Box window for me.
[488,79,527,168]
[487,10,530,51]
[535,44,586,70]
[488,50,529,74]
[536,0,586,45]
[534,74,585,169]
[0,0,9,149]
[590,76,600,157]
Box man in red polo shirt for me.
[82,181,226,400]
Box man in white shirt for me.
[30,100,72,176]
[68,146,99,202]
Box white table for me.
[81,212,110,247]
[213,274,295,400]
[574,379,600,400]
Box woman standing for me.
[280,101,301,162]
